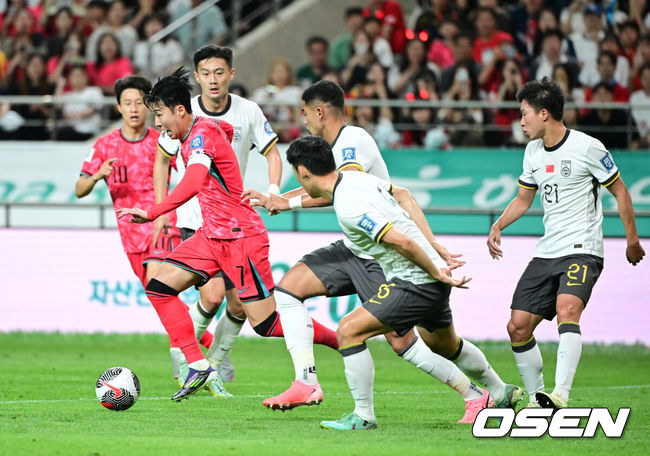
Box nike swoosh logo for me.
[238,287,249,294]
[101,380,122,398]
[566,282,582,286]
[532,168,540,173]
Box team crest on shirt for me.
[342,147,356,161]
[600,153,615,171]
[357,214,377,233]
[233,126,242,142]
[561,160,571,177]
[191,136,203,149]
[264,121,273,135]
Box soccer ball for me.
[95,367,140,411]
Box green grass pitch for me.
[0,333,648,456]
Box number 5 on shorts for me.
[368,283,395,305]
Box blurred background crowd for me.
[1,0,649,149]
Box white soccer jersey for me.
[331,125,390,180]
[518,129,620,259]
[334,172,447,284]
[158,94,278,229]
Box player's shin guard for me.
[399,336,482,401]
[189,299,216,340]
[449,338,506,403]
[340,343,375,422]
[206,309,244,367]
[554,322,582,403]
[252,308,338,350]
[146,279,204,364]
[275,288,317,384]
[512,336,544,400]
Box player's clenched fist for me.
[626,241,645,266]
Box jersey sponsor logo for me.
[233,126,242,142]
[357,214,377,233]
[264,121,273,135]
[342,147,356,161]
[561,160,571,177]
[546,165,554,173]
[191,135,204,149]
[600,153,615,171]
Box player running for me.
[487,78,645,409]
[152,45,286,387]
[283,135,492,430]
[244,81,521,418]
[118,68,335,402]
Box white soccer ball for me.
[95,367,140,411]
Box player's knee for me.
[336,315,358,347]
[507,319,531,343]
[225,297,245,320]
[252,310,279,337]
[200,288,225,312]
[386,331,413,355]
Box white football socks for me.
[275,289,318,385]
[402,336,483,401]
[206,309,244,368]
[554,331,582,402]
[512,338,545,401]
[342,345,375,422]
[453,339,506,403]
[188,299,215,340]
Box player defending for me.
[487,78,645,409]
[153,45,286,386]
[245,81,521,416]
[284,136,493,430]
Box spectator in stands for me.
[229,83,248,98]
[296,36,331,88]
[54,63,103,140]
[363,15,393,68]
[570,3,605,87]
[329,7,364,70]
[619,20,641,66]
[560,0,589,37]
[600,31,630,89]
[533,7,576,61]
[132,13,184,78]
[388,35,438,99]
[427,20,458,71]
[630,62,650,148]
[552,61,585,105]
[530,29,578,81]
[413,0,462,41]
[440,31,480,93]
[364,0,406,53]
[86,32,133,95]
[169,0,227,58]
[509,0,544,62]
[129,0,163,32]
[586,50,630,102]
[86,0,137,62]
[251,57,302,143]
[619,0,650,35]
[1,6,43,56]
[491,57,525,142]
[438,63,485,146]
[76,0,108,40]
[472,0,510,33]
[473,7,514,67]
[321,69,342,85]
[40,0,87,30]
[44,6,74,59]
[579,81,630,149]
[631,33,650,90]
[46,30,84,84]
[341,30,376,92]
[400,69,448,149]
[6,52,54,140]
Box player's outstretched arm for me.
[381,226,471,289]
[152,148,172,244]
[487,185,536,259]
[606,177,645,265]
[392,185,464,267]
[75,158,118,198]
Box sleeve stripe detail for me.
[337,162,365,172]
[374,222,393,243]
[602,170,620,187]
[158,143,175,158]
[80,171,92,178]
[517,179,538,190]
[260,136,279,156]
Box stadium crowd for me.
[1,0,650,148]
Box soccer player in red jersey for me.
[118,68,330,403]
[75,75,214,356]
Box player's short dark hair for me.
[144,67,193,113]
[193,45,233,70]
[115,75,152,104]
[286,136,336,176]
[302,80,345,112]
[516,77,564,121]
[306,36,329,50]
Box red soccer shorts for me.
[127,227,182,286]
[162,228,275,303]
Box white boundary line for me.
[1,385,648,405]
